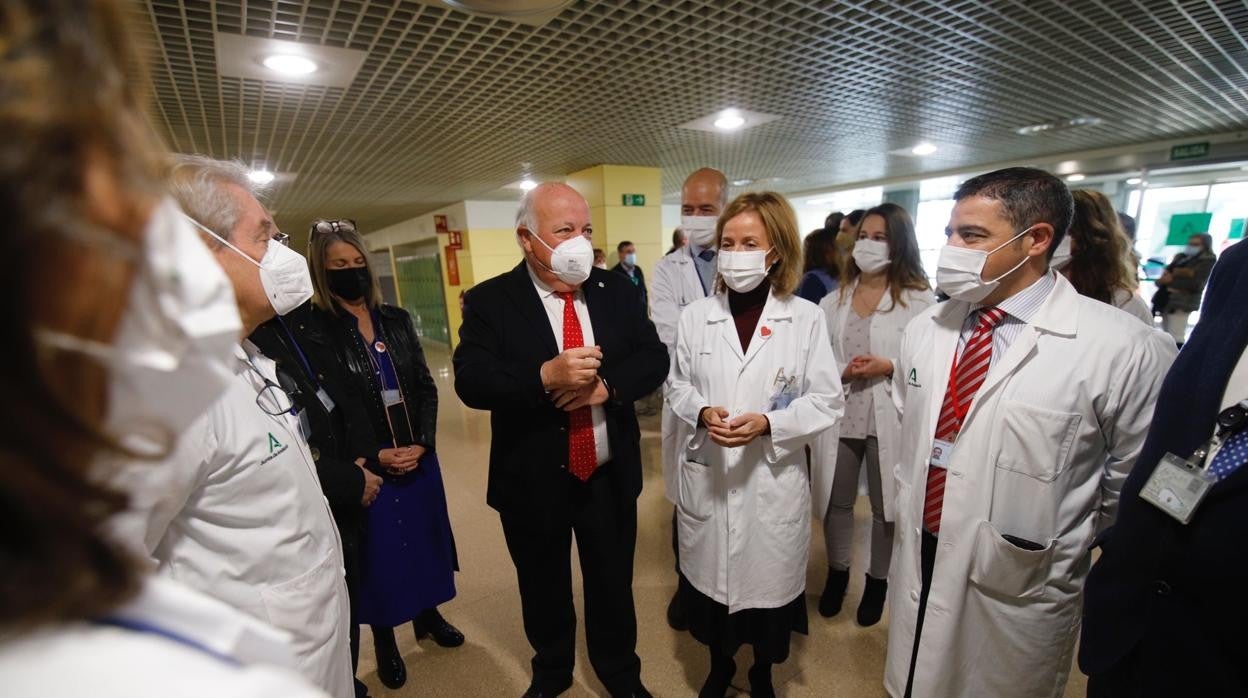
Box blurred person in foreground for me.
[0,1,326,694]
[1052,190,1152,325]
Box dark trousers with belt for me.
[501,465,641,695]
[904,531,939,698]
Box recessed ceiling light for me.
[519,179,538,192]
[1126,177,1142,185]
[911,142,938,156]
[262,54,318,76]
[248,169,276,185]
[732,178,754,186]
[1016,116,1104,136]
[713,110,746,131]
[1066,174,1086,182]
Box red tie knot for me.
[978,307,1007,329]
[556,291,575,304]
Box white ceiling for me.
[133,0,1248,242]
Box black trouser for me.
[671,506,680,573]
[501,466,641,695]
[903,531,939,698]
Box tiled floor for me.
[357,346,1087,697]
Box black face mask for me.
[327,267,372,301]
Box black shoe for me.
[372,626,407,689]
[857,574,888,627]
[698,656,735,698]
[521,677,573,698]
[414,608,465,648]
[666,589,689,631]
[748,663,775,698]
[818,567,850,618]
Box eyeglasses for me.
[309,219,358,239]
[273,231,291,247]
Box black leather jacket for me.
[326,303,439,452]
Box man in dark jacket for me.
[1081,240,1248,696]
[453,183,667,698]
[249,300,382,698]
[1156,232,1216,345]
[610,240,647,308]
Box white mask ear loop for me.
[983,225,1036,284]
[182,214,264,269]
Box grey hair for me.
[515,186,540,234]
[166,154,268,244]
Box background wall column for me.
[566,165,663,273]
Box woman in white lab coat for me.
[816,203,934,626]
[1055,190,1154,325]
[667,192,844,698]
[0,3,324,695]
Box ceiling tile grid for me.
[131,0,1248,236]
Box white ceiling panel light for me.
[732,178,755,186]
[1066,173,1087,182]
[519,179,538,192]
[248,169,276,185]
[215,34,368,87]
[1126,177,1143,185]
[911,142,938,156]
[679,108,780,134]
[436,0,573,26]
[1016,116,1105,136]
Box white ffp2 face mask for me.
[531,231,594,286]
[852,238,891,274]
[184,216,313,316]
[936,226,1034,303]
[38,197,242,455]
[718,248,772,293]
[681,215,718,248]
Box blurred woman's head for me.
[1066,190,1136,304]
[308,219,384,311]
[803,227,840,275]
[1,0,169,629]
[839,203,930,308]
[715,192,803,296]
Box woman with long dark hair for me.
[1058,190,1151,324]
[308,220,462,691]
[816,203,933,626]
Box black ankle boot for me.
[372,625,407,689]
[698,652,735,698]
[414,607,465,648]
[819,567,850,618]
[857,574,888,627]
[748,662,775,698]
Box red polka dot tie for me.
[557,292,598,481]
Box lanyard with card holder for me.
[768,367,798,410]
[1141,398,1248,524]
[275,316,336,414]
[929,349,972,471]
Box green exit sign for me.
[1170,142,1210,161]
[621,194,646,206]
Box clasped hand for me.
[378,444,424,475]
[843,354,893,380]
[543,346,609,412]
[700,407,769,448]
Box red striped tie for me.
[923,307,1007,535]
[557,292,598,482]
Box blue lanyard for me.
[95,616,241,667]
[275,316,319,388]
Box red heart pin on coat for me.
[760,326,772,338]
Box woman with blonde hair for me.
[308,220,462,690]
[816,202,933,626]
[1058,190,1152,325]
[667,192,844,697]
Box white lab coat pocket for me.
[259,551,340,654]
[678,458,714,522]
[968,520,1056,601]
[757,463,808,526]
[996,401,1081,483]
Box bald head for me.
[681,168,728,216]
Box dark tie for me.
[556,292,597,481]
[698,248,716,262]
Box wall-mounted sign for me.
[1169,142,1210,161]
[621,194,646,206]
[1166,212,1213,245]
[444,246,460,286]
[434,214,449,234]
[448,231,463,249]
[1229,218,1246,241]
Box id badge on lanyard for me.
[1141,399,1248,524]
[372,339,416,447]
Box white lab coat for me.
[884,276,1176,698]
[652,245,714,501]
[816,284,935,521]
[1113,287,1155,325]
[0,576,328,698]
[110,343,353,698]
[667,290,844,612]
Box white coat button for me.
[951,470,963,477]
[730,489,738,495]
[911,590,919,602]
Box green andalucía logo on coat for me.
[268,433,283,453]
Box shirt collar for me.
[977,270,1056,323]
[526,262,576,300]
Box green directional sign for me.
[1169,142,1210,161]
[1166,212,1213,245]
[1229,218,1246,240]
[621,194,646,206]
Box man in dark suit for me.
[610,240,647,308]
[1080,239,1248,696]
[453,183,667,698]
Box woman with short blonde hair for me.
[667,192,844,697]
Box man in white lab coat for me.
[650,167,728,630]
[885,168,1176,698]
[111,156,353,698]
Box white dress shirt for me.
[528,265,613,466]
[958,270,1058,370]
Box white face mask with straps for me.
[718,248,773,293]
[182,215,313,316]
[936,226,1035,304]
[529,230,594,286]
